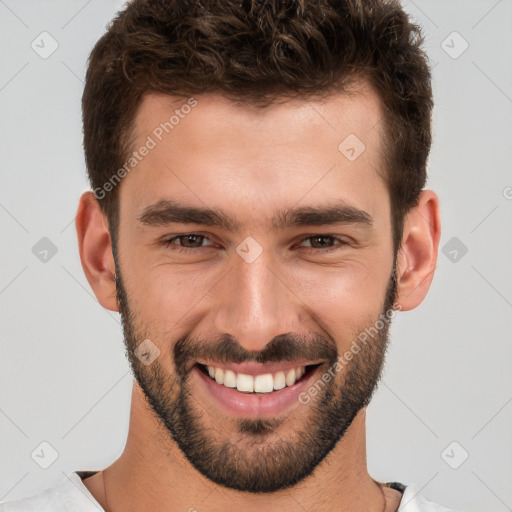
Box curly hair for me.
[82,0,433,252]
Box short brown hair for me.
[82,0,433,252]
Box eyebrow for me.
[137,199,373,231]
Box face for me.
[112,87,397,493]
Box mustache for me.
[174,332,338,374]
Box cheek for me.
[290,259,392,341]
[124,261,218,332]
[126,260,390,318]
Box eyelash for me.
[162,234,349,254]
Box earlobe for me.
[394,190,441,311]
[75,191,119,312]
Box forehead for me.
[133,85,384,152]
[120,86,388,228]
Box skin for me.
[75,83,440,512]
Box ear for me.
[75,191,118,312]
[394,189,441,311]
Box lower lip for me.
[192,364,321,418]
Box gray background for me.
[0,1,511,511]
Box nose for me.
[212,248,303,353]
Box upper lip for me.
[195,360,323,376]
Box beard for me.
[114,255,398,494]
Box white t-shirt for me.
[0,471,459,511]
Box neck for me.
[95,382,388,512]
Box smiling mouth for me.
[195,362,323,394]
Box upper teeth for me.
[206,365,307,393]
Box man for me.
[1,0,457,510]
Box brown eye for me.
[300,235,344,249]
[296,235,350,254]
[177,234,205,247]
[163,234,215,251]
[306,235,336,249]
